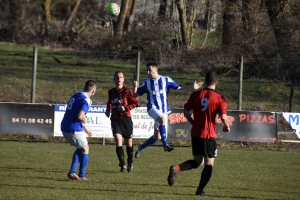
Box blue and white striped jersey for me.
[137,75,179,113]
[61,92,92,133]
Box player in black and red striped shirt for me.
[105,71,140,172]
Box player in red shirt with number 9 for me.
[167,71,230,196]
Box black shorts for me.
[191,137,217,158]
[111,117,133,139]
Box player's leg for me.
[156,113,173,151]
[63,132,81,180]
[135,112,159,158]
[76,132,89,180]
[178,138,204,171]
[112,119,126,172]
[168,137,203,186]
[196,139,217,196]
[147,108,173,151]
[125,138,133,172]
[114,133,126,172]
[122,117,134,172]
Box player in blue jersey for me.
[133,63,203,158]
[61,80,97,181]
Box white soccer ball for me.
[107,3,120,17]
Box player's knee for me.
[156,116,164,124]
[81,145,89,154]
[191,160,200,168]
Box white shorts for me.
[63,131,88,148]
[148,108,169,130]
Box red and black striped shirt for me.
[106,86,140,119]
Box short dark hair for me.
[114,71,123,78]
[146,62,158,68]
[205,71,218,86]
[84,80,96,92]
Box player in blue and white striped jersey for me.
[133,63,203,158]
[61,80,97,181]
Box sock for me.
[140,136,157,150]
[159,125,168,146]
[79,153,89,177]
[116,146,125,165]
[70,149,81,173]
[126,146,134,164]
[198,165,213,190]
[179,160,199,171]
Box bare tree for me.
[175,0,189,47]
[222,0,242,50]
[265,0,295,59]
[265,0,299,83]
[158,0,168,18]
[42,0,51,36]
[64,0,82,29]
[115,0,136,37]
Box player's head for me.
[113,71,124,88]
[146,62,158,79]
[84,80,97,97]
[205,71,218,87]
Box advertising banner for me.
[167,109,277,142]
[130,107,155,138]
[54,105,155,139]
[0,103,54,135]
[53,104,112,138]
[282,112,300,139]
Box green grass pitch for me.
[0,141,299,200]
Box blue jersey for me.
[137,75,179,113]
[61,92,92,133]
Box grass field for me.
[0,141,299,200]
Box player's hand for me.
[86,130,92,138]
[118,105,125,111]
[223,125,230,133]
[105,109,110,118]
[133,80,139,87]
[194,81,203,90]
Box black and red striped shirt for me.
[106,86,140,119]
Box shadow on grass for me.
[0,182,283,199]
[0,166,64,173]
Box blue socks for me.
[159,125,168,146]
[140,125,168,150]
[140,136,157,150]
[70,149,81,173]
[79,153,89,178]
[70,149,89,178]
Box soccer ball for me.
[107,3,120,17]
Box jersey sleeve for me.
[184,92,196,111]
[124,88,140,111]
[219,95,227,115]
[167,76,179,90]
[137,80,148,96]
[106,89,112,110]
[81,99,90,114]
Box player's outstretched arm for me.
[176,81,203,93]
